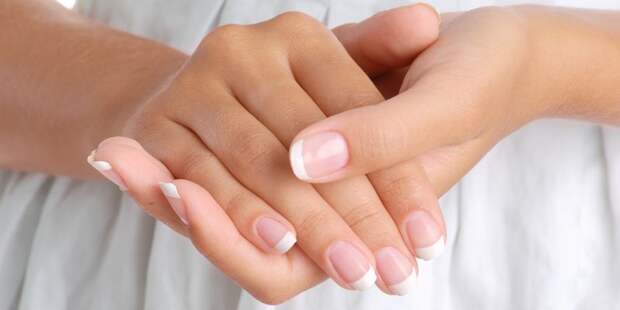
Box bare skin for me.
[0,0,186,176]
[2,0,620,304]
[291,6,620,191]
[0,0,445,303]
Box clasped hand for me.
[88,4,567,304]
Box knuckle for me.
[378,173,411,199]
[177,149,218,180]
[204,24,246,45]
[252,81,323,131]
[374,169,426,209]
[230,130,281,172]
[221,190,254,212]
[273,11,318,28]
[272,11,324,37]
[199,24,249,59]
[295,209,330,242]
[340,200,385,232]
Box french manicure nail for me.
[255,217,296,254]
[87,150,128,191]
[327,241,376,290]
[159,182,188,225]
[289,131,349,181]
[405,210,445,260]
[375,247,416,295]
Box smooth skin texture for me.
[92,7,444,297]
[0,0,444,302]
[291,6,620,195]
[5,0,620,305]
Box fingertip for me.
[369,3,440,60]
[416,2,442,25]
[334,3,440,77]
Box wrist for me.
[515,5,620,124]
[90,49,188,152]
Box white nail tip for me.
[86,151,127,191]
[389,272,417,296]
[86,151,112,172]
[273,231,296,254]
[91,161,112,172]
[86,150,96,163]
[289,140,310,181]
[159,182,181,199]
[416,236,446,260]
[350,267,377,291]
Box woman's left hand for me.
[294,5,620,195]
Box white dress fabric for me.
[1,0,619,309]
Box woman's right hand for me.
[87,6,441,303]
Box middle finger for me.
[231,15,419,295]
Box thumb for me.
[332,3,440,78]
[288,74,473,183]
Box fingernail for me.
[405,210,445,260]
[327,241,376,290]
[375,247,416,295]
[289,131,349,181]
[87,150,128,191]
[255,217,296,254]
[159,182,188,225]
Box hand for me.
[291,5,617,197]
[87,6,442,303]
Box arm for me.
[522,5,620,124]
[1,1,448,302]
[293,5,620,189]
[0,0,187,177]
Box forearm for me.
[520,5,620,125]
[0,0,187,177]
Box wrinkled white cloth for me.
[1,0,619,309]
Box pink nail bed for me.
[375,247,416,295]
[289,131,349,181]
[255,217,296,254]
[405,209,445,260]
[327,241,376,290]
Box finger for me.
[137,117,299,255]
[332,3,440,77]
[87,136,187,236]
[231,67,418,295]
[288,29,447,263]
[370,136,495,263]
[368,161,446,261]
[163,179,323,305]
[244,21,419,294]
[170,75,378,291]
[289,71,477,183]
[90,137,325,304]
